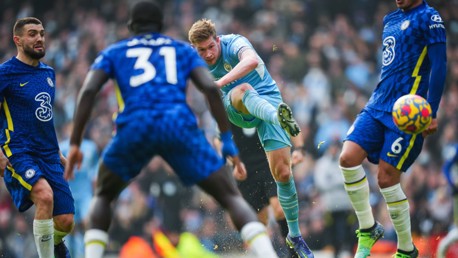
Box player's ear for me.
[13,35,21,46]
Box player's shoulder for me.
[0,57,47,75]
[383,9,401,23]
[220,34,246,43]
[38,61,55,72]
[421,1,441,14]
[404,1,441,22]
[414,3,445,32]
[0,57,14,75]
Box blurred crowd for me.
[0,0,458,257]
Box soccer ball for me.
[392,94,432,134]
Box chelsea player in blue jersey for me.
[0,17,74,258]
[338,0,447,257]
[64,1,279,258]
[188,19,313,258]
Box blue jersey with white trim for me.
[366,1,446,112]
[208,34,279,96]
[0,57,60,161]
[91,33,206,124]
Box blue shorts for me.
[102,106,224,186]
[345,108,424,172]
[4,154,75,215]
[222,90,291,151]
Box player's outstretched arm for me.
[65,69,108,180]
[70,69,108,147]
[424,43,446,137]
[215,48,258,88]
[216,47,259,87]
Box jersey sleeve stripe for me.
[2,100,14,157]
[409,46,428,94]
[3,130,13,157]
[2,99,14,131]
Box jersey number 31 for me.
[126,47,177,87]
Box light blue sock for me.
[242,90,280,125]
[276,176,301,237]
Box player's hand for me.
[0,152,12,177]
[422,118,438,137]
[64,144,83,181]
[292,148,305,166]
[232,158,247,181]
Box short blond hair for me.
[188,19,217,44]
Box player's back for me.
[92,33,206,123]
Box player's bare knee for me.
[237,83,253,92]
[232,83,252,100]
[339,152,357,168]
[377,162,401,188]
[54,214,75,233]
[273,169,291,182]
[377,171,400,189]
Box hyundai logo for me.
[431,15,443,23]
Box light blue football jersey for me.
[208,34,279,96]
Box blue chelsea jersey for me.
[208,34,279,96]
[0,57,60,160]
[91,33,206,123]
[366,1,446,112]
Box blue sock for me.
[242,90,279,125]
[276,176,301,237]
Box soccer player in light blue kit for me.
[338,0,446,257]
[64,1,279,258]
[189,19,313,258]
[0,17,74,258]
